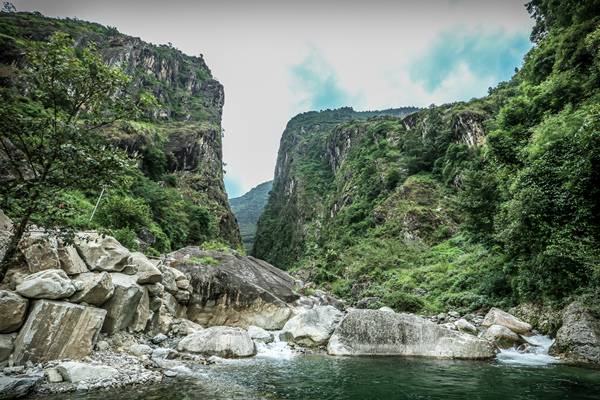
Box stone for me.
[174,289,191,304]
[130,287,150,332]
[0,334,15,367]
[57,361,118,383]
[96,341,109,351]
[129,344,153,357]
[57,243,88,275]
[170,319,203,336]
[0,291,28,333]
[178,326,256,358]
[0,210,13,262]
[281,305,343,347]
[247,325,273,344]
[448,311,461,319]
[148,305,174,335]
[74,233,131,272]
[69,272,114,306]
[19,232,60,273]
[482,324,523,348]
[15,269,75,299]
[101,273,143,334]
[176,279,190,290]
[549,302,600,365]
[327,309,495,359]
[159,265,185,294]
[482,308,532,334]
[379,306,395,313]
[129,252,162,284]
[0,374,41,399]
[151,334,168,344]
[45,368,63,383]
[455,318,477,335]
[162,291,179,315]
[13,300,106,364]
[169,248,297,329]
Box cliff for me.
[229,180,273,251]
[0,11,241,250]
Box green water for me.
[37,355,600,400]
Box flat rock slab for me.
[57,361,119,383]
[13,300,106,364]
[177,326,256,358]
[327,309,495,359]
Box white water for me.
[496,334,560,366]
[254,330,297,359]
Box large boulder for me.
[549,302,600,365]
[13,300,106,364]
[19,232,61,273]
[482,324,524,348]
[56,361,119,383]
[129,252,162,284]
[169,248,298,329]
[130,286,151,332]
[481,308,532,334]
[57,243,88,275]
[74,233,131,272]
[101,273,143,334]
[177,326,256,358]
[0,291,28,333]
[247,325,273,344]
[281,305,343,347]
[69,272,114,306]
[327,309,495,359]
[15,269,76,299]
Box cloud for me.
[410,28,532,94]
[290,49,356,111]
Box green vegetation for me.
[0,11,241,261]
[254,0,600,313]
[229,181,273,251]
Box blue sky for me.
[16,0,534,199]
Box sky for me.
[12,0,534,198]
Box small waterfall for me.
[254,330,297,359]
[496,334,559,366]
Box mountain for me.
[0,11,241,252]
[229,180,273,251]
[254,0,600,314]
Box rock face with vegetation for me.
[229,180,273,251]
[0,11,241,257]
[254,0,600,318]
[550,302,600,365]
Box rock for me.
[448,311,460,318]
[57,361,118,383]
[482,324,523,348]
[455,318,477,335]
[436,313,447,321]
[45,368,63,383]
[19,232,60,273]
[549,302,600,365]
[509,303,562,336]
[158,265,185,294]
[177,326,256,358]
[356,297,380,309]
[176,279,190,290]
[148,305,174,335]
[131,286,151,333]
[0,210,13,262]
[129,344,153,357]
[379,306,395,313]
[151,334,168,344]
[170,319,203,336]
[69,272,114,306]
[327,309,495,359]
[96,341,109,351]
[13,300,106,364]
[281,305,343,347]
[0,334,15,367]
[173,289,191,304]
[151,347,175,360]
[101,273,143,334]
[74,233,131,272]
[0,374,41,399]
[169,248,298,329]
[57,243,88,275]
[482,307,532,334]
[129,252,162,284]
[0,291,28,333]
[15,269,75,299]
[247,325,273,344]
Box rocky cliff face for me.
[0,12,241,248]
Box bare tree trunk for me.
[0,212,31,283]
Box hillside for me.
[254,0,600,315]
[229,180,273,251]
[0,11,241,253]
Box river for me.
[35,335,600,400]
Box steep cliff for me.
[229,181,273,251]
[0,11,241,250]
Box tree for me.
[0,32,136,281]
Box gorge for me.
[1,1,600,399]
